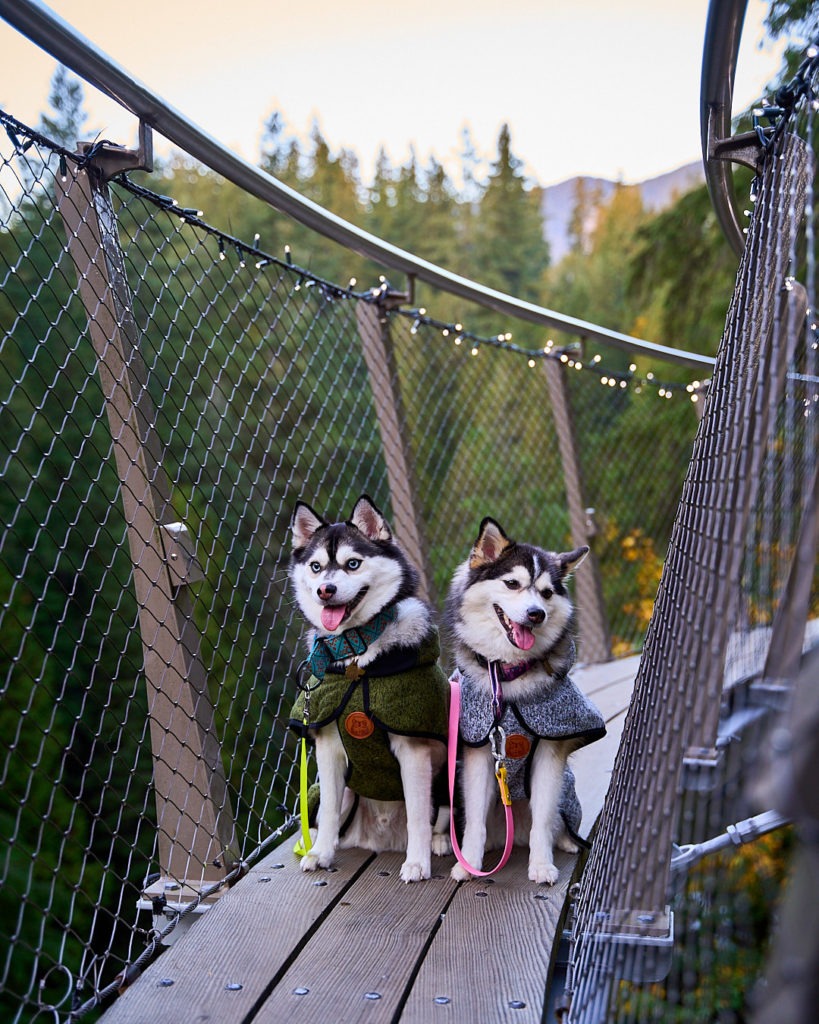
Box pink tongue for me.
[321,605,347,631]
[511,623,535,651]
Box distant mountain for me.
[541,161,705,263]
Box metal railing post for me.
[542,357,611,663]
[55,152,238,891]
[356,298,435,604]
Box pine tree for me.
[38,64,89,148]
[471,124,550,305]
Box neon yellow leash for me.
[293,685,313,856]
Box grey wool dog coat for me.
[456,642,606,836]
[289,629,449,802]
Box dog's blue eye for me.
[346,558,362,570]
[504,579,520,590]
[309,561,322,573]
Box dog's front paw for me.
[432,832,452,857]
[300,846,335,873]
[450,862,472,882]
[300,852,321,873]
[529,860,559,885]
[400,859,430,883]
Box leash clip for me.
[490,725,507,763]
[490,726,512,806]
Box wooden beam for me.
[55,159,237,887]
[356,300,435,603]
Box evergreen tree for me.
[37,64,89,148]
[470,124,550,317]
[626,181,740,358]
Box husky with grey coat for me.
[447,517,606,884]
[288,495,449,882]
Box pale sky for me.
[0,0,787,189]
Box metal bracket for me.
[375,285,411,311]
[137,876,224,947]
[159,522,205,587]
[584,907,674,984]
[79,121,154,180]
[749,678,793,713]
[681,744,723,791]
[708,128,766,172]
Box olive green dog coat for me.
[289,630,448,801]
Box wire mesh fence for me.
[566,47,819,1024]
[0,107,708,1020]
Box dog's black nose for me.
[318,583,337,600]
[526,607,545,625]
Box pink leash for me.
[448,669,515,877]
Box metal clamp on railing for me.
[584,907,675,985]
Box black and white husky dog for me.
[447,517,605,884]
[288,494,450,882]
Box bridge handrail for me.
[0,0,714,371]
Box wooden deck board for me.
[400,849,576,1024]
[99,656,640,1023]
[98,845,374,1023]
[571,656,638,837]
[253,851,458,1023]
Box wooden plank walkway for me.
[100,657,638,1024]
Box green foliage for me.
[615,830,795,1023]
[4,27,805,1015]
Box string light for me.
[53,129,709,408]
[394,306,706,400]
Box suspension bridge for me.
[0,1,817,1021]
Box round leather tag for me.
[345,711,375,739]
[505,734,531,760]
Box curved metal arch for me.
[700,0,754,257]
[1,0,715,369]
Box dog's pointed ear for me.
[469,517,512,569]
[350,494,392,542]
[558,546,589,578]
[291,501,327,551]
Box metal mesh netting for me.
[565,59,819,1024]
[0,114,703,1019]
